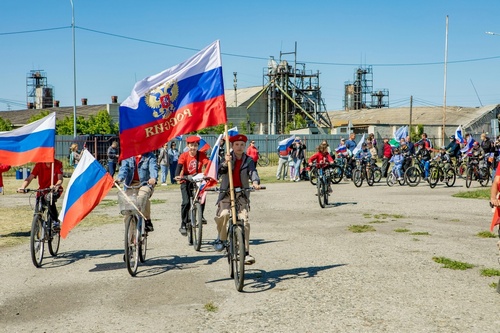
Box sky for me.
[1,0,500,112]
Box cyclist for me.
[213,134,261,265]
[416,141,431,180]
[175,136,209,236]
[117,152,157,232]
[389,147,404,181]
[246,140,259,166]
[17,160,64,230]
[308,143,335,193]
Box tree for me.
[285,114,307,133]
[27,110,50,123]
[56,110,118,135]
[411,124,424,143]
[0,116,12,131]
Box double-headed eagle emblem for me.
[145,80,179,119]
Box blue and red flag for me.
[59,150,114,239]
[0,112,55,166]
[119,40,227,160]
[183,135,210,153]
[335,144,347,154]
[460,135,474,154]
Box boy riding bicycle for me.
[213,134,261,265]
[18,160,64,230]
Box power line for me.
[2,25,500,67]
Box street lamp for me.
[70,0,77,138]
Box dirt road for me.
[1,179,499,332]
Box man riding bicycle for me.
[308,142,335,193]
[213,134,261,265]
[18,160,64,230]
[117,152,157,232]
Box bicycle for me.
[404,155,429,187]
[386,166,405,186]
[118,182,151,276]
[180,174,211,251]
[312,162,333,208]
[428,153,456,189]
[213,186,265,291]
[352,157,374,187]
[21,188,61,268]
[465,156,490,188]
[370,161,382,183]
[257,152,270,167]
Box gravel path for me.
[1,178,499,332]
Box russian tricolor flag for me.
[335,144,347,154]
[278,135,295,152]
[0,112,55,166]
[227,126,238,138]
[119,40,227,160]
[183,135,210,153]
[455,125,465,144]
[59,150,114,239]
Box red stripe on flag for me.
[60,174,114,238]
[0,147,55,166]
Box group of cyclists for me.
[305,132,500,190]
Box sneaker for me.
[213,239,225,252]
[161,183,167,186]
[276,177,280,180]
[295,178,300,182]
[244,254,256,265]
[397,177,403,181]
[52,221,61,232]
[179,224,187,236]
[145,219,154,232]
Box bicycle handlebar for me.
[18,187,53,194]
[207,186,266,193]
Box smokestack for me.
[81,98,88,106]
[111,95,118,103]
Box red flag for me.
[491,207,500,232]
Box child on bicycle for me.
[175,136,209,236]
[308,143,335,193]
[389,147,404,180]
[117,152,158,232]
[213,134,261,265]
[18,160,64,230]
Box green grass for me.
[489,282,498,289]
[150,199,166,204]
[432,256,475,270]
[348,225,376,233]
[368,220,387,224]
[452,189,489,199]
[204,302,218,312]
[476,231,497,238]
[450,219,460,222]
[363,213,372,218]
[410,231,430,236]
[373,213,404,219]
[99,199,118,207]
[480,268,500,277]
[394,228,410,233]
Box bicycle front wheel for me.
[30,214,44,268]
[139,219,147,263]
[232,225,245,292]
[317,178,326,208]
[445,168,456,187]
[192,202,203,251]
[479,167,490,187]
[353,169,363,187]
[48,217,60,256]
[331,165,343,184]
[465,167,473,188]
[366,168,374,186]
[429,166,439,188]
[373,168,382,183]
[124,215,139,276]
[257,155,270,167]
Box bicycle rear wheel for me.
[309,167,317,186]
[331,165,343,184]
[30,214,44,268]
[317,178,326,208]
[373,168,382,183]
[48,216,60,256]
[192,202,203,251]
[479,167,490,187]
[405,166,421,187]
[232,225,245,292]
[366,168,374,186]
[124,215,139,276]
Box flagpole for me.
[224,124,237,224]
[114,181,147,221]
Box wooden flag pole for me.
[224,124,237,223]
